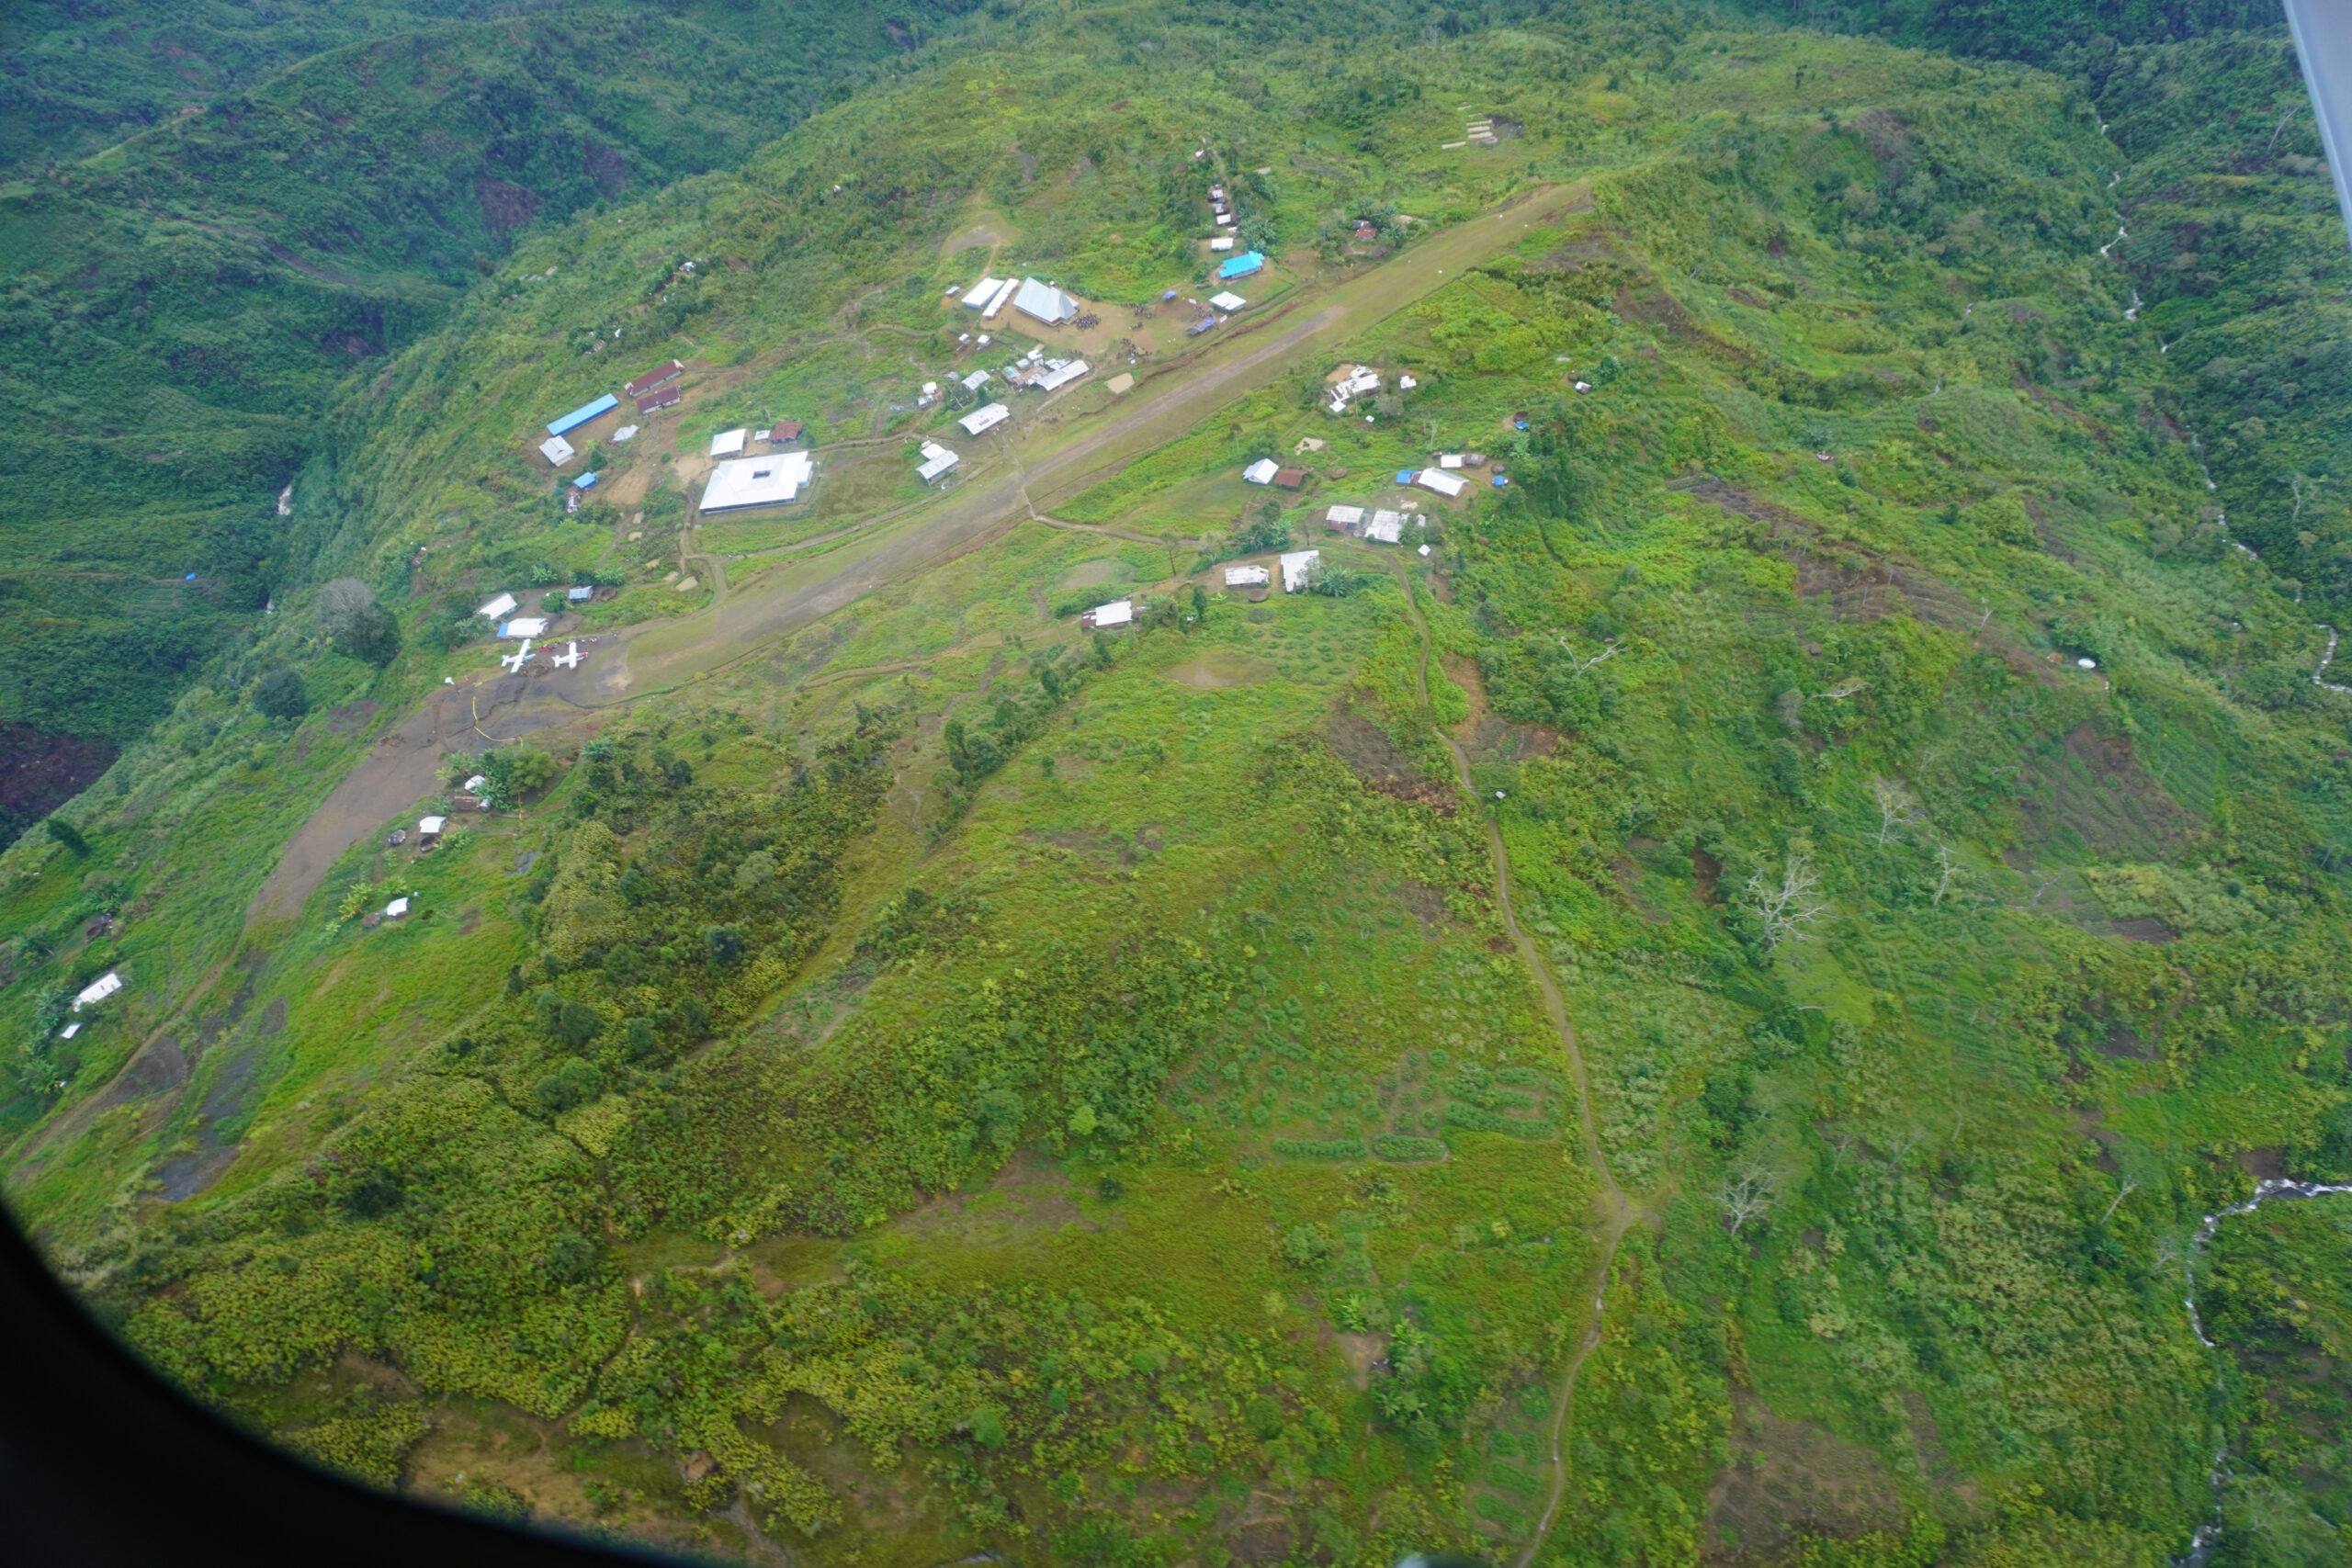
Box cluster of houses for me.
[1324,362,1416,416]
[539,360,688,468]
[1323,504,1427,546]
[1399,450,1506,500]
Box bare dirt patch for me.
[890,1149,1095,1248]
[1329,710,1454,814]
[1166,651,1270,688]
[2017,721,2195,861]
[1704,1393,1905,1558]
[0,721,116,833]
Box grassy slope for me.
[3,3,2352,1564]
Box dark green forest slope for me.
[0,0,983,843]
[3,1,2352,1565]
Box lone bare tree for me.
[1744,848,1829,950]
[1931,842,1960,906]
[1868,776,1919,846]
[1716,1167,1775,1236]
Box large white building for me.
[1279,549,1321,592]
[1012,276,1080,325]
[700,449,815,513]
[960,402,1012,436]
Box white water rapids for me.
[2168,1179,2352,1564]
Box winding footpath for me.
[1382,557,1634,1568]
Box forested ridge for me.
[3,0,2352,1563]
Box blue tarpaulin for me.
[1492,474,1510,487]
[547,394,617,436]
[572,472,599,490]
[1216,251,1265,279]
[1395,469,1416,484]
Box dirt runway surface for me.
[246,669,583,922]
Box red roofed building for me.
[623,360,684,398]
[773,420,805,442]
[1273,467,1308,491]
[635,385,682,414]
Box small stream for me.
[2169,1179,2352,1566]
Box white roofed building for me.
[1080,600,1133,629]
[700,450,815,513]
[709,428,748,457]
[477,592,518,621]
[960,402,1012,436]
[962,276,1005,308]
[1417,468,1467,499]
[917,441,960,482]
[1364,512,1405,544]
[501,616,549,639]
[1242,458,1281,485]
[1279,550,1321,593]
[72,971,123,1011]
[960,369,991,391]
[1209,290,1247,311]
[1223,564,1271,587]
[1012,277,1080,325]
[538,434,576,466]
[1032,358,1090,392]
[1325,504,1364,531]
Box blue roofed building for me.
[572,471,598,490]
[546,394,618,437]
[1217,251,1265,279]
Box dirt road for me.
[250,185,1588,922]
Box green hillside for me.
[0,0,983,841]
[5,2,2352,1564]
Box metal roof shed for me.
[700,451,815,513]
[960,402,1012,436]
[1218,251,1265,279]
[538,434,576,466]
[72,971,122,1010]
[1081,600,1134,629]
[477,592,519,620]
[1242,458,1281,485]
[710,428,748,457]
[623,361,684,398]
[547,395,617,436]
[1013,277,1079,324]
[1279,550,1321,592]
[1417,469,1467,499]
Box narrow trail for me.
[1385,558,1634,1568]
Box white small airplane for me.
[552,641,583,670]
[499,638,534,673]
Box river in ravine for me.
[2170,1179,2352,1566]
